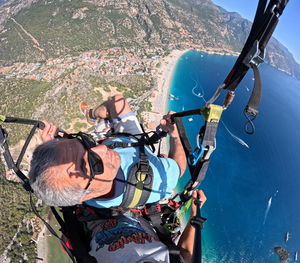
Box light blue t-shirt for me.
[85,136,180,208]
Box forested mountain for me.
[0,0,299,78]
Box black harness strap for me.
[224,0,289,92]
[173,116,193,161]
[103,134,154,208]
[190,121,218,189]
[191,199,207,263]
[120,142,153,208]
[61,207,97,263]
[214,0,289,133]
[106,141,141,149]
[0,116,45,191]
[16,123,38,168]
[0,126,32,191]
[170,105,223,202]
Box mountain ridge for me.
[0,0,299,79]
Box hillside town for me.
[0,47,165,82]
[0,46,170,183]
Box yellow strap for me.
[180,198,192,216]
[0,115,6,122]
[128,172,147,208]
[206,104,223,122]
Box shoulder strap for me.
[102,133,155,209]
[120,143,153,208]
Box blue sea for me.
[168,50,300,262]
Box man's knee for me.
[112,94,125,101]
[109,94,132,118]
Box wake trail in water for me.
[263,197,272,225]
[221,121,250,148]
[263,190,278,225]
[191,78,250,149]
[191,79,204,99]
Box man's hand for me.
[190,190,207,217]
[159,111,179,138]
[39,120,58,142]
[160,111,186,177]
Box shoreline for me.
[145,49,188,153]
[36,225,48,263]
[147,47,238,129]
[150,49,188,114]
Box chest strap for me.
[106,138,154,208]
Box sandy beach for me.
[152,49,188,113]
[36,225,47,263]
[146,47,237,130]
[148,49,188,119]
[144,49,189,153]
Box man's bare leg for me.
[93,94,132,120]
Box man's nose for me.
[91,144,108,156]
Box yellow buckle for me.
[206,104,223,122]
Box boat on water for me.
[285,232,290,242]
[295,251,298,261]
[169,94,179,100]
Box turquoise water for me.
[169,50,300,262]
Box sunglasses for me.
[71,132,104,190]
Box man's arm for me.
[160,111,186,177]
[178,190,207,263]
[168,136,186,177]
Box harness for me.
[48,201,185,263]
[101,134,155,208]
[0,115,202,263]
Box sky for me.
[212,0,300,64]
